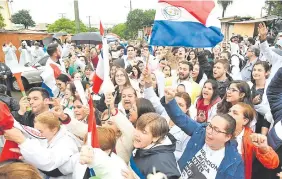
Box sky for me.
[10,0,266,25]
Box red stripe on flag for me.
[92,73,103,94]
[50,64,62,79]
[88,96,99,148]
[158,0,214,25]
[100,21,104,36]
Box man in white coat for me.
[2,42,18,69]
[19,41,32,66]
[31,42,45,63]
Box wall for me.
[0,32,51,62]
[233,23,255,37]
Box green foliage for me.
[126,9,156,39]
[111,23,127,39]
[217,0,233,18]
[0,6,5,29]
[47,18,88,34]
[265,1,282,16]
[11,9,35,29]
[88,27,99,32]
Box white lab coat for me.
[2,46,18,69]
[31,47,45,63]
[19,46,32,66]
[71,149,128,179]
[18,127,80,179]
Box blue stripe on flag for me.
[41,83,54,97]
[130,156,145,179]
[150,20,223,47]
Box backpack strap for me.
[130,155,146,179]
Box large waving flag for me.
[41,60,62,97]
[150,0,223,47]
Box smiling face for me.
[56,80,66,93]
[252,64,267,81]
[115,70,127,86]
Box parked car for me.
[11,55,49,91]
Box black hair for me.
[136,98,156,119]
[47,43,59,56]
[77,45,82,51]
[132,65,141,79]
[126,45,135,51]
[199,79,220,102]
[248,37,255,45]
[187,50,197,61]
[194,64,204,84]
[28,87,50,99]
[56,74,71,83]
[217,80,252,114]
[251,61,271,84]
[117,46,123,51]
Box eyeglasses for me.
[226,87,239,93]
[206,122,228,135]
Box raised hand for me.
[79,145,94,165]
[250,133,269,152]
[164,87,176,104]
[258,23,268,41]
[18,96,30,115]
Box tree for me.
[126,9,156,38]
[265,1,282,16]
[217,0,233,18]
[47,18,88,34]
[0,6,5,29]
[111,23,127,39]
[88,27,99,32]
[11,9,35,29]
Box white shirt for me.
[181,144,225,179]
[235,128,245,155]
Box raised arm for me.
[161,88,200,136]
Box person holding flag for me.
[41,43,66,97]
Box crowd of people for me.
[0,22,282,179]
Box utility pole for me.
[74,0,80,33]
[86,16,91,29]
[130,0,132,12]
[58,13,66,18]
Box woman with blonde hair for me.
[4,111,80,179]
[0,160,42,179]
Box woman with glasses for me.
[56,74,71,99]
[97,68,131,113]
[216,80,255,130]
[161,88,244,179]
[228,102,279,179]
